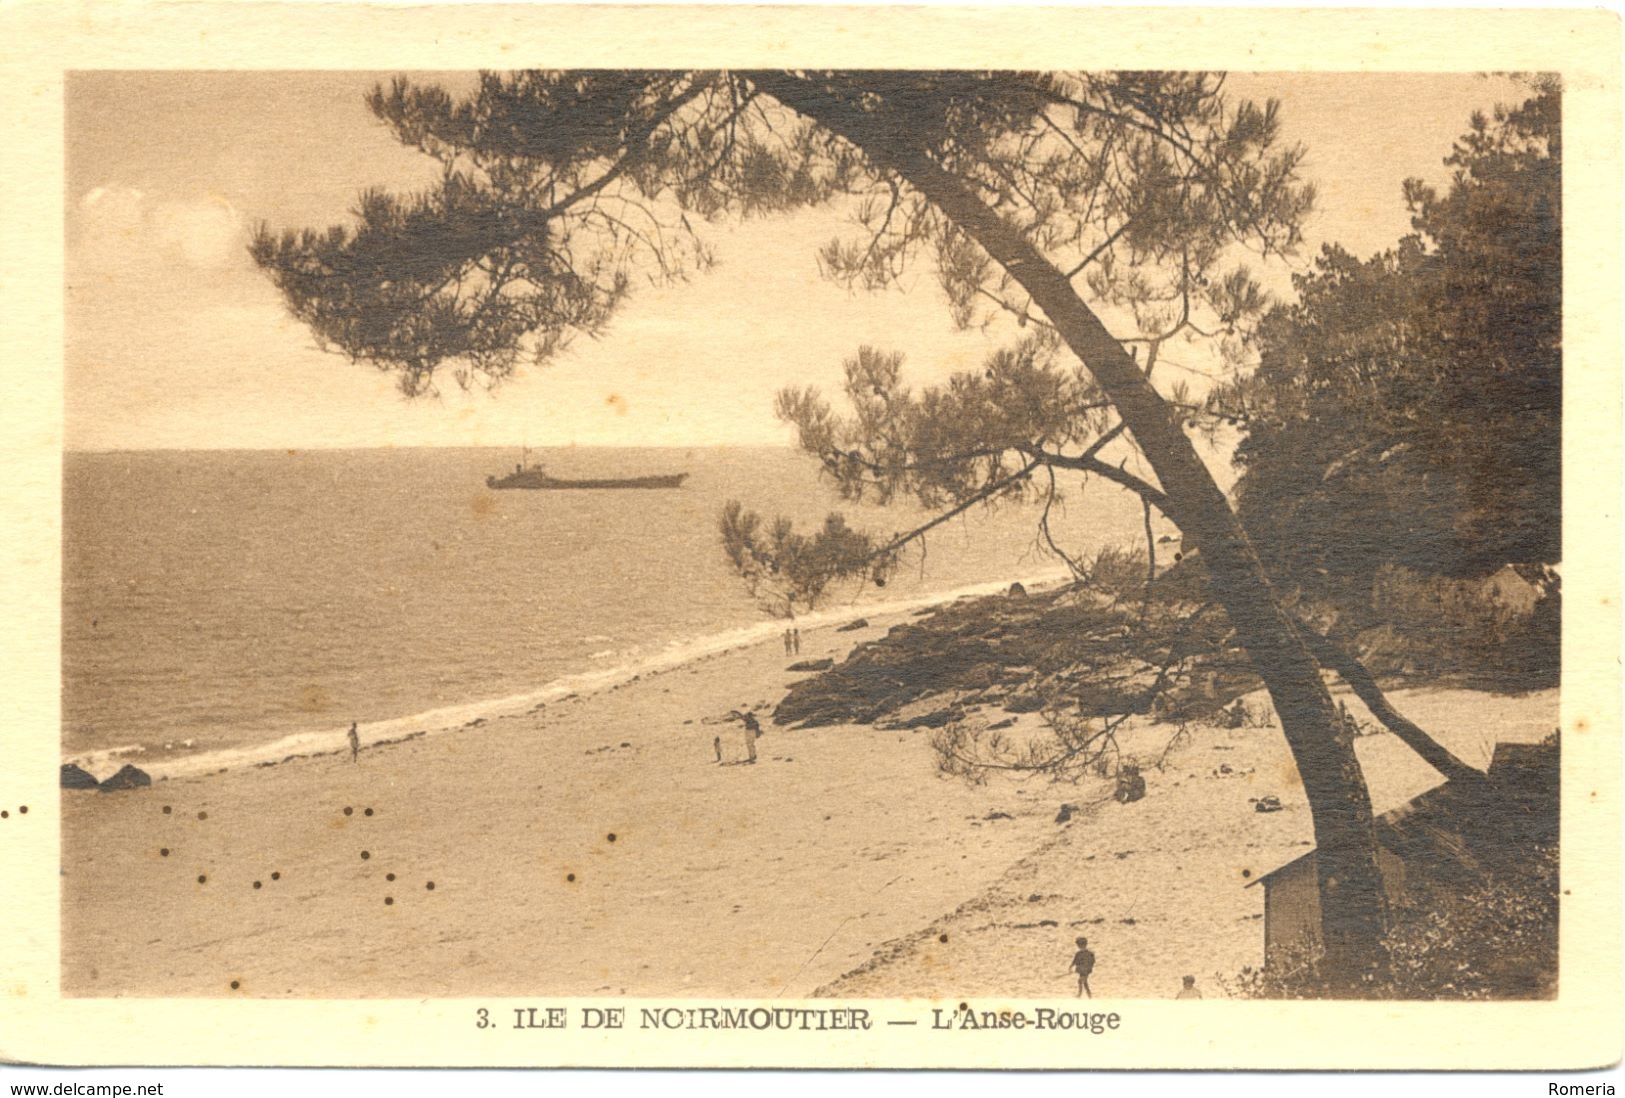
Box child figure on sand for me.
[1070,937,1095,998]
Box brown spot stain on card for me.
[605,393,628,415]
[1574,716,1590,733]
[297,684,331,714]
[10,983,26,997]
[471,492,496,518]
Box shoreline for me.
[62,608,1068,997]
[65,567,1073,785]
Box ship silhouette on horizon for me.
[485,449,688,491]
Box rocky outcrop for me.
[772,584,1258,730]
[835,618,869,633]
[879,705,963,731]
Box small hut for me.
[1247,784,1478,969]
[1248,736,1557,971]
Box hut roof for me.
[1248,779,1478,889]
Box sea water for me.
[63,447,1144,778]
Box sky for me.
[64,71,1531,452]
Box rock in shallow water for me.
[60,763,99,790]
[98,764,152,792]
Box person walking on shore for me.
[1070,937,1095,999]
[783,629,793,656]
[348,721,360,764]
[792,628,801,655]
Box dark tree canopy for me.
[253,72,1307,399]
[1217,88,1560,587]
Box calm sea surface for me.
[63,447,1142,776]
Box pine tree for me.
[255,71,1398,980]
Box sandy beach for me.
[62,615,1557,1000]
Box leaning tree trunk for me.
[757,74,1390,982]
[1297,627,1491,791]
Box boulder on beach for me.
[98,764,152,792]
[835,618,869,633]
[60,763,99,790]
[1007,582,1027,597]
[787,658,835,673]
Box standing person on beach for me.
[782,629,793,656]
[1176,975,1202,999]
[727,710,760,764]
[713,735,723,765]
[348,721,360,764]
[1070,937,1096,999]
[792,628,801,655]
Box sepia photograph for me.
[2,2,1620,1075]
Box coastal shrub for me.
[1368,564,1559,688]
[1085,545,1150,603]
